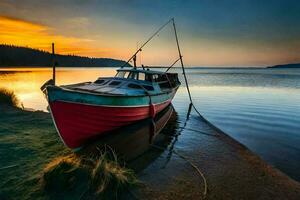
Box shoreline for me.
[1,105,300,199]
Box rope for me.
[172,19,192,103]
[118,18,213,199]
[170,18,212,199]
[170,19,223,138]
[150,144,208,198]
[139,85,155,118]
[165,58,181,72]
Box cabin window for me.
[153,74,159,81]
[153,74,171,89]
[167,73,179,87]
[94,79,105,84]
[128,83,142,89]
[152,74,168,83]
[157,75,167,82]
[143,85,154,91]
[145,74,153,82]
[127,72,138,80]
[109,81,121,86]
[139,73,145,81]
[116,71,129,78]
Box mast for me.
[172,18,192,103]
[119,18,193,103]
[52,43,56,85]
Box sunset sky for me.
[0,0,300,67]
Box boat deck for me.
[62,78,155,96]
[58,67,181,97]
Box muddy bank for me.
[1,105,300,199]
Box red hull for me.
[49,100,171,149]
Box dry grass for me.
[0,88,19,107]
[91,151,138,198]
[41,149,138,199]
[42,154,89,193]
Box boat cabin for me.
[114,68,180,89]
[63,68,180,96]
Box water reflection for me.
[79,105,179,168]
[0,67,115,111]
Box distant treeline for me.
[0,44,131,67]
[268,63,300,69]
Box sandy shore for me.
[1,106,300,199]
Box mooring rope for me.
[114,17,213,199]
[150,144,208,198]
[169,18,210,199]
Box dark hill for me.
[268,63,300,69]
[0,44,130,67]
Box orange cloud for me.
[0,16,112,57]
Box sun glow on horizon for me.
[0,16,114,57]
[1,8,300,67]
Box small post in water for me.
[52,43,56,85]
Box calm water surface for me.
[1,67,300,181]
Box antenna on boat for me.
[52,43,56,85]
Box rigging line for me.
[171,19,231,171]
[136,42,142,67]
[165,57,181,72]
[172,19,218,136]
[121,18,174,68]
[172,18,193,103]
[171,19,224,137]
[169,20,223,138]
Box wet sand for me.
[129,112,300,199]
[1,106,300,199]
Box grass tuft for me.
[41,149,138,199]
[42,154,89,193]
[0,88,19,107]
[91,152,138,198]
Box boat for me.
[41,18,187,149]
[43,67,180,149]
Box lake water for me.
[1,67,300,182]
